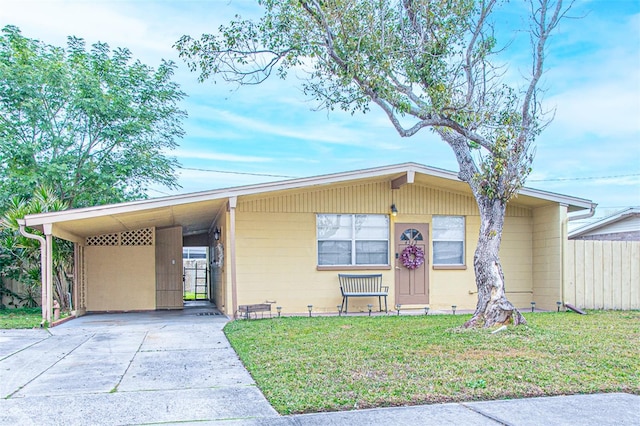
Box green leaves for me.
[0,26,187,309]
[0,25,185,210]
[0,186,71,306]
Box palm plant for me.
[0,186,73,310]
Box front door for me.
[395,223,429,305]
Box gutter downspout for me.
[229,196,238,318]
[17,219,49,326]
[567,203,597,222]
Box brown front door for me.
[395,223,429,305]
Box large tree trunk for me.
[464,197,526,328]
[440,132,527,328]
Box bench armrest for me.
[381,286,389,293]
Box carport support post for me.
[229,196,238,317]
[17,220,50,325]
[44,224,54,325]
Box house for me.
[569,207,640,241]
[21,163,595,322]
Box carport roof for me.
[23,162,595,241]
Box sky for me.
[2,0,639,226]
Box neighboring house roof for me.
[568,207,640,240]
[24,162,596,241]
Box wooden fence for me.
[1,277,38,307]
[565,240,640,310]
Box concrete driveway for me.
[0,305,279,425]
[2,306,638,425]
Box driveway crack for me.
[5,333,95,399]
[110,331,148,393]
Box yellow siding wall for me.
[233,181,535,314]
[235,211,354,314]
[533,204,567,310]
[85,245,156,311]
[500,216,534,309]
[428,214,477,310]
[240,181,531,218]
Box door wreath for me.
[400,245,425,270]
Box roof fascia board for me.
[24,162,594,227]
[24,163,421,226]
[518,187,594,210]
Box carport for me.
[20,191,235,324]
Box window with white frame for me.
[432,216,465,265]
[317,214,389,266]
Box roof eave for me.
[24,162,595,227]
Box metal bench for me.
[238,303,271,319]
[339,273,388,314]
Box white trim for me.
[24,162,595,227]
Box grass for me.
[183,291,208,301]
[0,307,43,329]
[224,311,640,414]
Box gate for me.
[183,262,209,300]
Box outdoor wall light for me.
[531,301,536,312]
[424,306,430,315]
[307,304,313,317]
[390,204,398,217]
[276,306,282,317]
[367,304,373,316]
[395,304,401,316]
[452,305,457,315]
[213,227,221,241]
[337,305,342,316]
[557,301,562,312]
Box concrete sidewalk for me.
[1,309,638,425]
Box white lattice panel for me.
[86,233,119,246]
[86,228,154,246]
[121,228,154,246]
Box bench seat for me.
[238,303,271,319]
[339,273,388,314]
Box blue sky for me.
[2,0,639,224]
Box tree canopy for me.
[0,25,186,209]
[0,25,187,309]
[176,0,572,327]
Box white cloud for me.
[2,1,168,55]
[193,107,365,145]
[545,56,640,139]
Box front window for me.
[317,214,389,266]
[432,216,465,265]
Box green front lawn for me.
[0,307,42,329]
[224,311,640,414]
